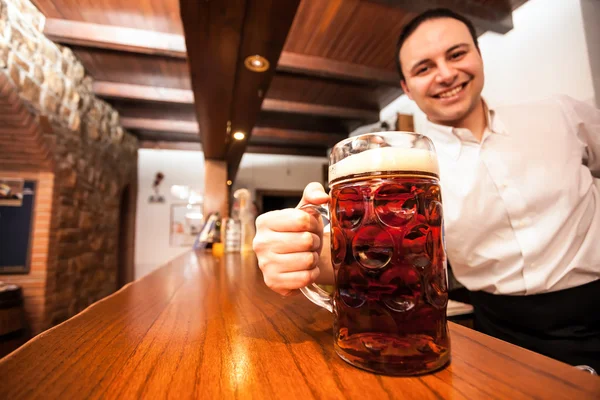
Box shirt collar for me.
[423,98,507,160]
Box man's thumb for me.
[297,182,329,208]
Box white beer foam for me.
[329,147,439,183]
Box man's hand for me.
[253,182,331,296]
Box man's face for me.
[399,18,485,125]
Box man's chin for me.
[428,109,470,126]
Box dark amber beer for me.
[330,140,450,375]
[301,133,450,375]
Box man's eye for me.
[416,66,429,75]
[450,51,466,60]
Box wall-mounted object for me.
[148,172,165,203]
[0,180,36,274]
[0,179,24,207]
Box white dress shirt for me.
[423,95,600,295]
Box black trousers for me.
[469,279,600,371]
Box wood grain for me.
[179,0,246,160]
[93,82,194,104]
[0,252,598,399]
[204,161,228,218]
[222,0,301,182]
[120,117,198,134]
[267,73,389,112]
[71,47,191,90]
[44,19,187,58]
[32,0,184,35]
[278,52,400,86]
[246,145,327,158]
[262,99,379,121]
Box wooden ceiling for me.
[33,0,528,181]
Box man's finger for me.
[297,182,329,208]
[260,208,322,233]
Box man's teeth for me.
[438,84,464,98]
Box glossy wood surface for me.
[108,100,197,122]
[267,74,386,112]
[278,52,400,86]
[93,82,193,104]
[262,99,379,122]
[1,252,598,399]
[72,47,191,90]
[224,0,302,181]
[120,118,198,134]
[44,19,186,58]
[33,0,184,34]
[285,0,415,70]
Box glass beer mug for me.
[301,132,451,376]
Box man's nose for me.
[435,62,458,85]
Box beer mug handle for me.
[298,204,333,313]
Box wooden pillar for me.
[204,160,229,218]
[396,113,415,132]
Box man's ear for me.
[400,80,413,100]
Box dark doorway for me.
[117,183,136,288]
[256,189,303,214]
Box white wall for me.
[233,153,328,200]
[380,0,597,132]
[135,149,205,279]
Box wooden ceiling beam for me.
[135,131,201,143]
[139,140,324,157]
[179,0,301,178]
[179,0,247,160]
[278,52,399,86]
[139,141,202,151]
[261,99,379,122]
[96,82,378,123]
[223,0,302,182]
[93,82,194,104]
[43,18,187,58]
[251,127,344,146]
[366,0,514,33]
[246,145,326,157]
[120,118,198,134]
[124,118,342,149]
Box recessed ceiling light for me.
[233,131,245,141]
[226,180,233,186]
[244,55,269,72]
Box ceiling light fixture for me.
[233,131,246,141]
[244,55,270,72]
[226,180,233,186]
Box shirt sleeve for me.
[558,95,600,178]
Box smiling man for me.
[396,8,600,370]
[398,12,485,139]
[252,8,600,371]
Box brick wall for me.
[0,0,138,334]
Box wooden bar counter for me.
[1,252,599,399]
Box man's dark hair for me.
[395,8,480,82]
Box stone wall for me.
[0,0,138,332]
